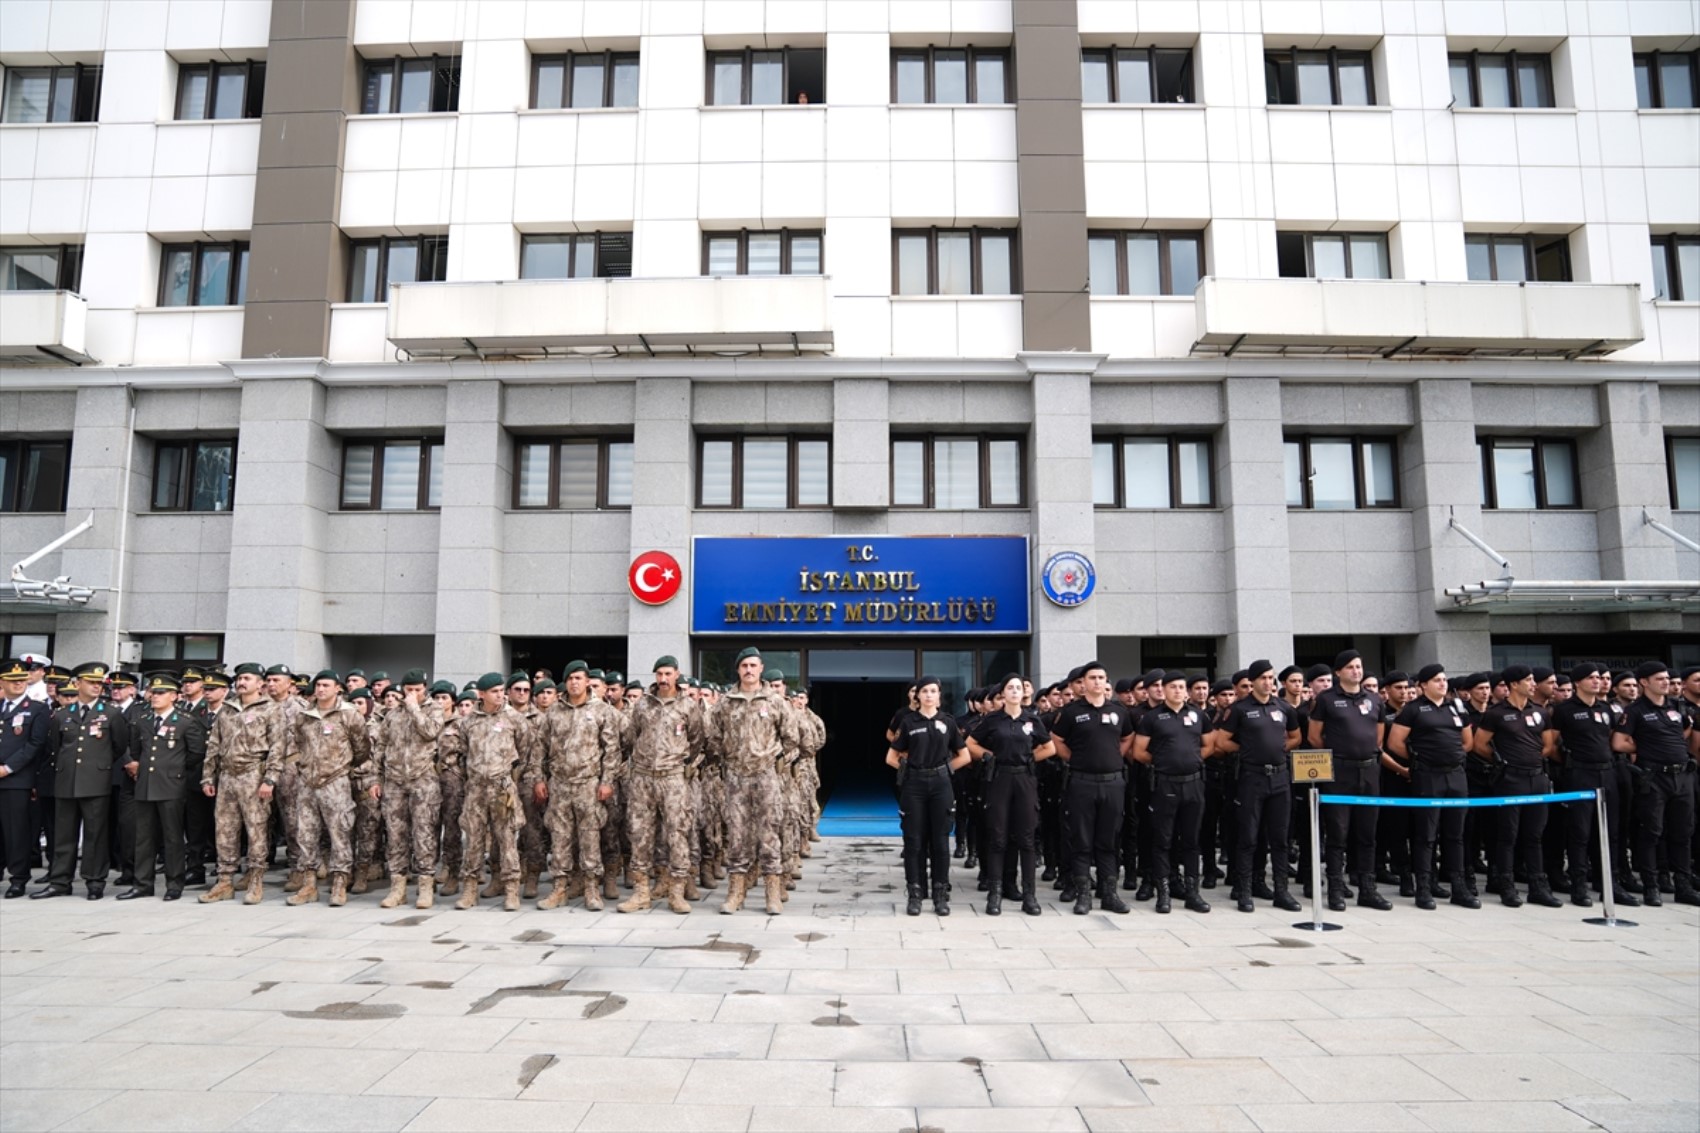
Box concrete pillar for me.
[1025,353,1103,679]
[832,379,889,510]
[626,377,694,679]
[50,386,133,666]
[1403,378,1491,672]
[1590,380,1682,634]
[432,379,507,679]
[1218,378,1294,669]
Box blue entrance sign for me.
[691,536,1030,636]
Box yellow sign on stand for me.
[1292,749,1335,784]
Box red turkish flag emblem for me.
[629,551,682,606]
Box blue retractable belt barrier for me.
[1318,789,1597,808]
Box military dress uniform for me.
[0,661,53,896]
[122,677,208,899]
[35,663,132,899]
[108,672,146,885]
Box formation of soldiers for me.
[890,655,1700,917]
[0,648,825,916]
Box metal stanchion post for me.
[1583,788,1636,928]
[1293,786,1341,932]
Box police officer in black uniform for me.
[1473,664,1563,908]
[1132,671,1213,914]
[1388,664,1479,911]
[1613,660,1700,907]
[966,675,1056,916]
[33,662,133,900]
[1125,669,1166,899]
[889,676,969,916]
[1215,660,1303,913]
[1553,662,1635,907]
[0,659,53,897]
[1049,661,1134,915]
[1040,676,1074,893]
[118,675,208,901]
[1307,651,1392,911]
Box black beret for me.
[1501,664,1534,684]
[1141,669,1165,687]
[1161,670,1189,686]
[1680,666,1700,681]
[1384,670,1410,686]
[1113,678,1135,693]
[1210,679,1232,695]
[1333,649,1362,671]
[1635,660,1669,680]
[1554,672,1572,686]
[1459,672,1492,690]
[1231,670,1249,684]
[1532,666,1555,683]
[1612,670,1636,686]
[1066,665,1086,682]
[1305,664,1332,682]
[1278,665,1303,682]
[1415,663,1446,684]
[1569,663,1603,683]
[1189,674,1210,686]
[1246,660,1274,680]
[1081,660,1107,676]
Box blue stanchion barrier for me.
[1318,789,1597,809]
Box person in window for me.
[888,676,970,916]
[966,675,1055,916]
[1387,666,1480,912]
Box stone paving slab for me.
[1,837,1696,1132]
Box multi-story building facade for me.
[3,2,1697,736]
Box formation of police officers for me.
[0,647,827,917]
[886,653,1700,918]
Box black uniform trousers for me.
[32,793,54,870]
[951,765,981,855]
[1120,768,1145,882]
[982,767,1039,897]
[1234,764,1290,892]
[1322,758,1379,878]
[109,777,136,877]
[1463,760,1495,873]
[900,765,955,893]
[48,794,111,887]
[0,790,33,881]
[1148,772,1204,885]
[1494,767,1551,879]
[1064,771,1124,889]
[1411,765,1467,878]
[1561,762,1617,891]
[1200,760,1235,880]
[1633,766,1697,881]
[133,797,187,891]
[185,754,213,864]
[1038,760,1066,872]
[1377,763,1413,876]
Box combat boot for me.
[1450,873,1481,909]
[503,880,521,912]
[455,877,479,909]
[1570,870,1594,907]
[932,883,951,916]
[1528,874,1564,908]
[699,860,716,891]
[1273,883,1303,913]
[721,872,748,914]
[351,868,369,895]
[565,872,585,899]
[1072,876,1093,916]
[378,876,409,909]
[244,869,265,905]
[200,876,235,903]
[1183,877,1211,914]
[415,875,434,909]
[1674,874,1700,907]
[539,877,571,910]
[317,863,328,880]
[521,870,539,899]
[329,872,349,906]
[1325,872,1348,913]
[435,862,450,887]
[1100,881,1130,915]
[1236,885,1255,913]
[1641,871,1662,908]
[602,872,619,901]
[283,869,303,893]
[906,885,924,916]
[581,878,604,911]
[684,874,702,901]
[287,874,319,906]
[1496,875,1523,907]
[667,877,691,915]
[617,876,653,913]
[1414,873,1436,910]
[1356,874,1392,911]
[481,873,503,898]
[763,874,784,914]
[1154,880,1172,914]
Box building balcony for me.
[0,290,93,365]
[385,275,834,359]
[1192,278,1644,358]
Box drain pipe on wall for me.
[108,386,137,666]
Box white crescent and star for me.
[633,563,677,593]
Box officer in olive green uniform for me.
[33,662,132,900]
[119,675,208,901]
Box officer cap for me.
[1532,666,1555,683]
[231,662,264,678]
[0,659,27,681]
[1333,649,1362,671]
[1500,664,1534,685]
[347,687,373,702]
[1569,663,1603,684]
[1635,660,1669,681]
[761,668,784,683]
[1304,664,1332,682]
[1278,665,1303,683]
[1161,670,1189,686]
[312,669,339,684]
[1141,668,1165,687]
[1246,660,1274,681]
[397,669,426,686]
[265,664,293,678]
[428,680,457,697]
[1231,670,1249,685]
[587,669,606,681]
[1210,679,1232,695]
[1458,672,1491,691]
[180,667,205,683]
[653,655,679,671]
[346,669,366,680]
[109,670,138,688]
[563,660,588,676]
[533,678,556,693]
[1383,670,1410,686]
[1113,677,1135,694]
[293,674,310,690]
[1415,663,1447,684]
[147,674,180,693]
[73,662,109,681]
[606,672,624,685]
[19,653,50,669]
[370,672,390,682]
[474,672,506,692]
[735,646,762,664]
[205,670,230,688]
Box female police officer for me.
[887,676,971,916]
[966,675,1056,916]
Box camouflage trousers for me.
[382,776,441,878]
[437,772,465,878]
[800,756,821,831]
[461,775,523,883]
[778,767,806,867]
[353,787,382,874]
[695,772,725,867]
[518,779,547,875]
[600,783,625,870]
[296,775,356,875]
[546,782,604,879]
[627,770,692,879]
[724,769,783,876]
[212,766,271,878]
[275,762,302,870]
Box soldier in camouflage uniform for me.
[793,688,826,852]
[696,682,727,884]
[374,670,446,910]
[764,670,806,892]
[443,672,538,911]
[713,649,800,915]
[505,673,547,897]
[283,670,374,907]
[347,686,383,893]
[200,663,283,905]
[591,669,631,902]
[265,665,309,891]
[434,685,468,885]
[619,657,705,914]
[534,661,622,911]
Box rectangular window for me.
[1477,437,1579,510]
[139,634,224,667]
[1,64,101,123]
[1464,233,1573,282]
[891,435,1025,509]
[512,437,633,510]
[1285,436,1400,510]
[1277,232,1391,279]
[700,229,823,276]
[346,236,448,302]
[531,50,639,109]
[892,228,1018,295]
[1080,46,1195,104]
[360,55,459,114]
[1086,230,1204,295]
[175,60,265,119]
[0,438,71,513]
[1447,51,1555,108]
[1265,48,1374,106]
[0,245,83,292]
[519,233,631,279]
[158,241,249,307]
[151,438,237,512]
[340,437,443,511]
[1669,437,1700,510]
[705,47,823,105]
[1092,436,1215,508]
[1635,51,1699,109]
[1651,234,1700,301]
[696,435,829,509]
[892,47,1009,104]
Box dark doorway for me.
[506,637,627,683]
[809,678,909,835]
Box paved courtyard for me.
[1,838,1696,1133]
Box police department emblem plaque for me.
[1041,550,1096,607]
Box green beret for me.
[587,669,606,681]
[534,678,556,692]
[346,669,366,679]
[312,669,340,684]
[401,669,428,686]
[456,690,475,703]
[735,646,762,664]
[474,672,505,692]
[348,687,373,701]
[428,680,457,697]
[264,664,292,677]
[370,671,389,682]
[563,660,588,676]
[508,671,530,686]
[652,655,678,671]
[761,668,784,683]
[232,662,264,678]
[606,671,624,684]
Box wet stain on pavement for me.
[384,915,431,927]
[512,929,554,943]
[795,932,827,942]
[283,1001,406,1020]
[517,1053,558,1088]
[654,934,761,966]
[250,981,279,996]
[410,980,454,990]
[465,980,627,1019]
[812,1015,859,1026]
